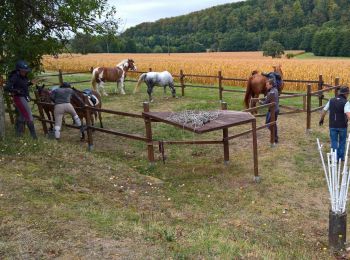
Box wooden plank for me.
[162,140,222,145]
[89,126,148,142]
[89,107,143,118]
[143,110,255,134]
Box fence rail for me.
[2,67,342,135]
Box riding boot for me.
[26,121,38,139]
[15,120,24,137]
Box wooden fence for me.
[3,68,340,134]
[30,96,278,178]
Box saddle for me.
[82,89,99,106]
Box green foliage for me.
[0,0,116,74]
[285,53,295,59]
[262,40,285,58]
[117,0,350,56]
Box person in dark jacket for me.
[319,86,350,161]
[260,79,279,143]
[50,82,84,140]
[5,60,37,139]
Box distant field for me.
[43,51,350,91]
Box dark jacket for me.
[329,95,348,128]
[5,70,32,98]
[261,87,279,111]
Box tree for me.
[262,40,285,58]
[99,17,120,53]
[70,33,99,54]
[0,0,117,74]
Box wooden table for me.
[142,107,259,179]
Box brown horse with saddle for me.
[36,84,103,139]
[244,65,284,109]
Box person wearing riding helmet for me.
[50,82,85,140]
[5,60,37,139]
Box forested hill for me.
[121,0,350,56]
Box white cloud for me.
[109,0,240,30]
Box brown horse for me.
[36,85,103,138]
[36,85,55,130]
[244,65,284,109]
[91,59,137,96]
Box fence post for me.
[84,103,94,151]
[218,71,223,101]
[335,77,340,97]
[143,102,155,164]
[270,98,276,147]
[252,118,259,182]
[34,91,48,135]
[58,69,63,85]
[221,101,229,165]
[306,84,312,133]
[180,69,185,97]
[318,75,323,106]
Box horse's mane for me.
[251,70,259,76]
[116,59,129,67]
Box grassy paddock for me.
[0,76,338,259]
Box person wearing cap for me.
[319,86,350,161]
[259,78,279,143]
[50,82,85,140]
[5,60,37,139]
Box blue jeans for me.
[330,128,347,161]
[266,110,279,142]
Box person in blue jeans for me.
[319,86,350,161]
[260,79,279,143]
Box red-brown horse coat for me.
[94,67,124,83]
[244,65,283,108]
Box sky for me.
[109,0,240,31]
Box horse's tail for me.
[91,69,98,91]
[244,77,253,108]
[133,73,147,94]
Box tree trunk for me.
[0,76,5,139]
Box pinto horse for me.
[244,65,284,109]
[91,59,137,96]
[36,85,103,139]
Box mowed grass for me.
[0,75,339,259]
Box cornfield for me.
[43,52,350,91]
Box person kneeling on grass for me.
[319,86,350,161]
[50,82,85,140]
[259,79,279,143]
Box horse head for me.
[36,84,51,102]
[273,64,283,77]
[117,59,137,72]
[127,59,137,71]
